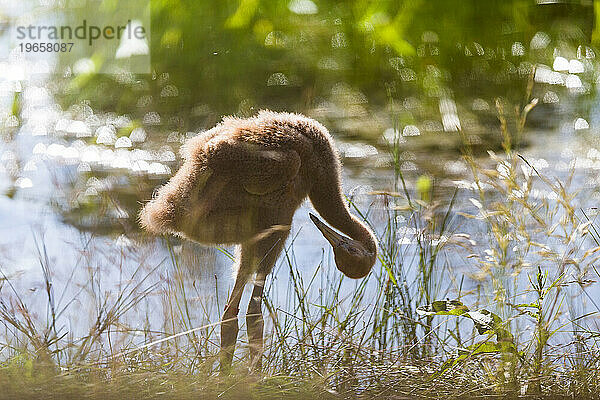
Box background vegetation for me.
[2,0,600,398]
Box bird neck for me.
[309,175,376,255]
[345,215,377,254]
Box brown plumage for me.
[139,110,377,372]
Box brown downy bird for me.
[139,110,377,372]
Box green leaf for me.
[384,264,399,288]
[416,300,469,316]
[467,309,514,342]
[417,301,514,342]
[225,0,259,29]
[512,303,539,309]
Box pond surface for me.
[1,0,599,343]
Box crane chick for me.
[140,110,377,372]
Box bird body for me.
[142,112,318,242]
[140,110,377,371]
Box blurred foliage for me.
[57,0,596,135]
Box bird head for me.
[309,213,376,279]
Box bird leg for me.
[220,228,289,374]
[246,279,265,372]
[220,255,251,374]
[244,231,288,373]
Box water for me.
[0,0,599,347]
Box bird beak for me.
[309,213,343,247]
